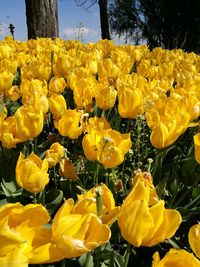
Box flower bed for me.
[0,36,200,266]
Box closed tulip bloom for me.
[52,199,111,258]
[82,128,102,161]
[1,116,23,149]
[45,142,65,168]
[98,58,118,81]
[0,71,14,93]
[118,172,182,247]
[48,93,67,123]
[57,109,83,139]
[189,224,200,259]
[95,82,117,110]
[14,106,44,140]
[49,76,67,95]
[73,78,96,110]
[16,152,49,193]
[152,249,200,267]
[5,85,21,101]
[194,133,200,164]
[118,86,143,119]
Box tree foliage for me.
[109,0,200,53]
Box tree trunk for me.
[25,0,59,39]
[98,0,111,40]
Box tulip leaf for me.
[45,188,63,216]
[155,172,169,198]
[177,206,200,221]
[78,253,94,266]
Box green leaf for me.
[45,188,63,216]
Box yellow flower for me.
[95,81,117,110]
[45,142,65,168]
[59,158,77,181]
[52,198,111,258]
[49,77,67,95]
[96,129,132,168]
[98,58,118,82]
[16,152,49,193]
[0,248,28,267]
[189,224,200,259]
[0,71,14,93]
[75,184,120,225]
[14,106,44,140]
[118,172,182,247]
[194,133,200,164]
[20,79,48,106]
[81,117,111,161]
[73,77,96,110]
[54,54,74,77]
[118,86,143,119]
[82,117,131,168]
[48,93,67,123]
[0,116,23,148]
[152,249,200,267]
[0,45,12,59]
[57,109,83,139]
[0,203,63,265]
[5,86,21,102]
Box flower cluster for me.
[0,36,200,266]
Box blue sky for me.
[0,0,124,44]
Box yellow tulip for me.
[20,79,47,106]
[189,224,200,259]
[14,106,44,140]
[118,86,143,119]
[82,116,111,161]
[118,172,182,247]
[0,71,14,93]
[95,81,117,110]
[73,77,96,110]
[16,152,49,193]
[75,184,120,225]
[48,93,67,123]
[49,76,67,95]
[5,85,21,101]
[82,128,102,161]
[0,45,12,59]
[194,133,200,164]
[57,109,83,139]
[96,129,132,168]
[0,203,64,265]
[45,142,65,168]
[54,54,74,77]
[0,248,28,267]
[98,58,118,81]
[52,198,111,258]
[152,249,200,267]
[0,116,23,149]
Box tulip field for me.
[1,36,200,266]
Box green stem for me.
[85,252,92,267]
[33,193,37,204]
[94,162,100,187]
[124,243,131,267]
[96,188,103,218]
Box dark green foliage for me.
[109,0,200,53]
